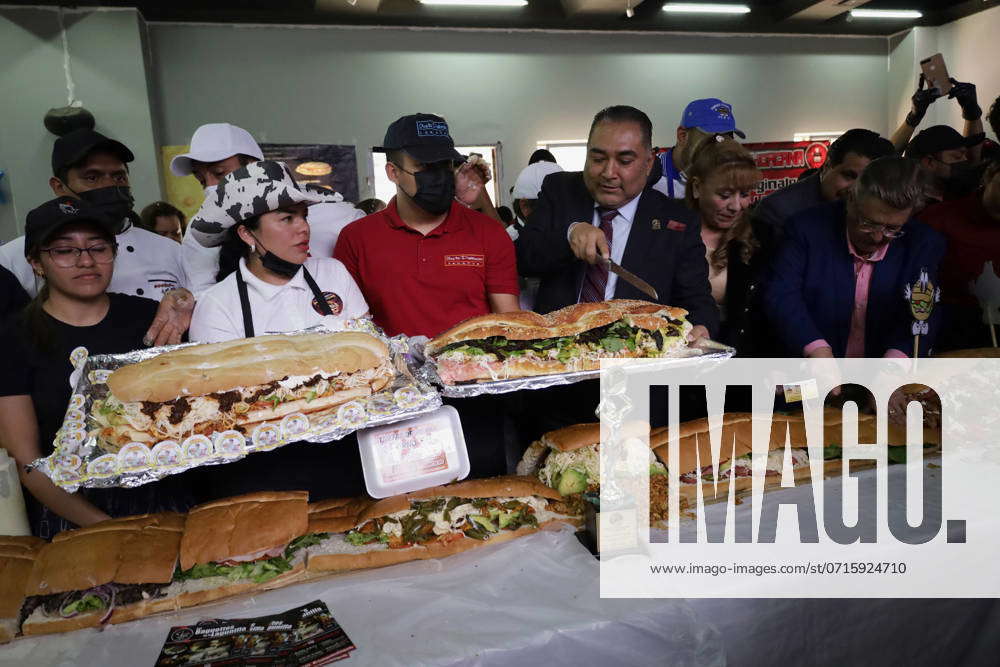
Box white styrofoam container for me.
[357,405,470,498]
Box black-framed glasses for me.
[856,215,906,239]
[41,243,117,268]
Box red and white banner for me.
[744,141,830,203]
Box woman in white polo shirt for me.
[188,160,368,342]
[185,160,370,501]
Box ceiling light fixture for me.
[848,9,922,19]
[662,3,751,14]
[418,0,528,6]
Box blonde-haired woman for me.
[685,138,763,352]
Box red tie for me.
[579,207,617,303]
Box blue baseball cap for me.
[680,98,745,139]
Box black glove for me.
[906,74,940,127]
[948,78,982,120]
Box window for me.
[535,140,588,172]
[370,144,502,206]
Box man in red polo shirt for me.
[335,113,518,338]
[919,160,1000,351]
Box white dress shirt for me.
[568,193,642,300]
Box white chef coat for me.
[0,225,186,300]
[181,200,364,298]
[189,256,368,343]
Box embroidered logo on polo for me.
[416,120,449,137]
[59,202,79,215]
[312,291,344,316]
[444,253,485,267]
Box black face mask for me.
[399,164,455,215]
[73,185,135,231]
[250,233,302,278]
[945,160,981,198]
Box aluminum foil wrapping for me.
[415,338,736,398]
[31,324,442,492]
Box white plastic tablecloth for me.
[3,459,998,666]
[0,527,722,667]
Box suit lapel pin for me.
[651,219,661,230]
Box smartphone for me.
[920,53,953,96]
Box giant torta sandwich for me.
[172,491,311,605]
[0,537,45,643]
[19,513,185,635]
[516,422,669,523]
[91,331,393,449]
[651,410,940,505]
[302,476,581,573]
[427,299,693,384]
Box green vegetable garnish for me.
[285,532,329,557]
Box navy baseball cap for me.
[374,113,465,164]
[51,128,134,177]
[24,196,117,256]
[680,98,746,139]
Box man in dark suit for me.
[516,105,718,340]
[763,157,945,359]
[750,129,895,256]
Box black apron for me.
[235,265,333,337]
[220,264,366,501]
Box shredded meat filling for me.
[167,396,191,425]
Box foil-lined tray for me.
[31,324,442,492]
[415,338,736,398]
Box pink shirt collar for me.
[846,229,890,263]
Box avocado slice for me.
[498,510,518,529]
[557,468,588,496]
[470,515,498,533]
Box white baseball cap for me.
[512,161,563,200]
[170,123,264,177]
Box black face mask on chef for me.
[66,185,136,233]
[248,232,302,278]
[394,162,455,215]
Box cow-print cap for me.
[189,160,340,248]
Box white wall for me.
[888,6,1000,141]
[148,24,889,204]
[0,7,161,240]
[934,4,1000,139]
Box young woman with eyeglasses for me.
[0,197,192,538]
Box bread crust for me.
[650,410,885,474]
[307,518,573,573]
[540,423,600,452]
[21,608,104,636]
[0,553,35,620]
[108,332,389,403]
[426,300,689,355]
[0,536,45,552]
[355,475,563,526]
[180,492,309,571]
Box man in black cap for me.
[0,128,192,345]
[906,125,984,204]
[335,113,520,480]
[335,113,518,338]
